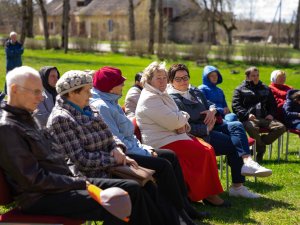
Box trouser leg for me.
[23,178,160,225]
[261,119,286,145]
[243,120,266,159]
[127,154,183,210]
[209,130,245,184]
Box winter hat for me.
[270,70,285,83]
[87,184,131,222]
[56,70,92,95]
[93,66,126,93]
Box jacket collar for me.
[91,88,121,103]
[144,83,168,96]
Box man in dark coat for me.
[232,66,286,161]
[4,31,24,93]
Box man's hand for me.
[207,117,216,132]
[249,114,256,121]
[265,115,273,120]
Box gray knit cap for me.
[56,70,93,95]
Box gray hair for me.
[141,61,167,86]
[6,66,40,96]
[9,31,17,37]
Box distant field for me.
[0,47,299,225]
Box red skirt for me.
[161,137,223,202]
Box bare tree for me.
[128,0,135,41]
[26,0,34,37]
[61,0,70,53]
[202,0,217,44]
[293,0,300,49]
[0,0,21,36]
[214,0,237,45]
[20,0,27,44]
[37,0,50,49]
[148,0,156,54]
[157,0,163,44]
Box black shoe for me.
[202,199,231,208]
[183,198,210,220]
[179,209,197,225]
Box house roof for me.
[43,0,142,17]
[75,0,141,16]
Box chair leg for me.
[220,155,223,179]
[252,140,257,183]
[268,144,272,160]
[285,131,290,161]
[225,157,229,191]
[277,135,281,162]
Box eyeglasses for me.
[174,76,189,82]
[18,85,43,96]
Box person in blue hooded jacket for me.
[198,65,237,122]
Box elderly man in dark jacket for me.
[4,31,24,93]
[0,66,164,225]
[232,66,286,161]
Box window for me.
[163,7,173,20]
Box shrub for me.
[182,43,210,63]
[125,40,148,57]
[73,37,97,52]
[156,43,178,61]
[24,38,44,50]
[216,44,235,62]
[241,44,265,64]
[264,46,291,66]
[49,37,60,49]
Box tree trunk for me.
[20,0,27,44]
[61,0,70,53]
[128,0,135,41]
[293,0,300,49]
[148,0,156,54]
[26,0,34,37]
[158,0,163,44]
[37,0,50,49]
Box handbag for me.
[108,165,155,186]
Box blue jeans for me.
[224,113,238,122]
[209,121,250,184]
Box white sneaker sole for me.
[241,170,272,177]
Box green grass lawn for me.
[0,48,299,224]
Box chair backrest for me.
[0,168,13,205]
[132,118,142,142]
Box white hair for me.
[6,66,40,96]
[9,31,17,37]
[141,61,167,86]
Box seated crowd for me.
[0,62,298,224]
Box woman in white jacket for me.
[136,62,229,207]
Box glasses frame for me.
[17,85,44,96]
[174,75,190,82]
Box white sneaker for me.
[241,160,272,177]
[229,185,260,198]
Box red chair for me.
[132,117,142,142]
[0,168,85,225]
[285,129,300,161]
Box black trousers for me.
[23,178,164,225]
[128,153,183,225]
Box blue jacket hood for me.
[202,65,222,87]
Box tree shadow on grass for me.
[24,55,148,69]
[192,196,295,224]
